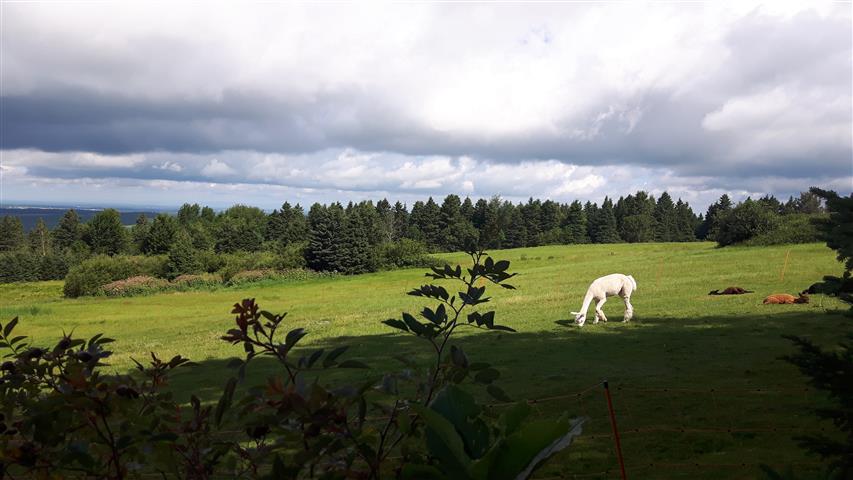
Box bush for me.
[217,252,271,282]
[376,239,441,269]
[171,272,223,289]
[226,269,282,286]
[98,276,170,297]
[63,255,167,298]
[743,213,823,246]
[716,199,779,246]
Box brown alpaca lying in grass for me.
[763,293,809,304]
[708,287,753,295]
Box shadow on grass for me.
[166,307,847,405]
[145,307,847,479]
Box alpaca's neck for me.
[578,290,595,315]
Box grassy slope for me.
[1,242,848,478]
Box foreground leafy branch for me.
[0,249,583,479]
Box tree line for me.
[0,189,828,283]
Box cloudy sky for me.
[1,2,850,211]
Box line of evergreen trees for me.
[0,189,828,283]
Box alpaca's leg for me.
[594,297,608,323]
[623,295,633,322]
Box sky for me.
[1,2,851,212]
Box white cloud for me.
[200,159,236,177]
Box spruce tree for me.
[504,207,528,248]
[596,197,621,243]
[306,203,345,271]
[53,209,82,251]
[0,216,25,252]
[392,202,409,241]
[85,209,128,255]
[653,192,676,241]
[562,201,588,244]
[673,199,698,241]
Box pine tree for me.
[53,209,82,251]
[504,207,528,248]
[562,201,588,244]
[85,209,128,255]
[673,199,698,242]
[653,192,676,242]
[438,194,477,252]
[306,203,345,272]
[591,198,620,243]
[698,194,733,240]
[392,202,409,241]
[0,216,25,252]
[28,218,52,256]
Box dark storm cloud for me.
[1,3,850,206]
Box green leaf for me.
[323,345,349,367]
[383,319,409,332]
[401,464,446,479]
[494,260,510,272]
[215,377,238,427]
[499,402,531,436]
[3,317,18,337]
[474,368,500,384]
[471,416,585,480]
[412,404,471,474]
[307,348,324,368]
[450,345,469,369]
[402,312,426,335]
[285,328,307,348]
[429,385,489,460]
[337,359,369,369]
[489,325,517,333]
[487,385,512,402]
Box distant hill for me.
[1,207,163,231]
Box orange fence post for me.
[603,380,628,480]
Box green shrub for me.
[270,241,307,269]
[716,199,779,246]
[98,276,170,297]
[63,255,167,298]
[743,213,823,246]
[197,249,226,273]
[171,272,223,289]
[376,239,441,269]
[226,269,281,286]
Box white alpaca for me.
[571,274,637,327]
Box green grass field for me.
[1,242,849,478]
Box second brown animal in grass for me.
[763,293,809,304]
[708,287,753,295]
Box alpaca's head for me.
[571,311,586,326]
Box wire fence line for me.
[521,381,827,479]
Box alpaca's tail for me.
[628,275,637,292]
